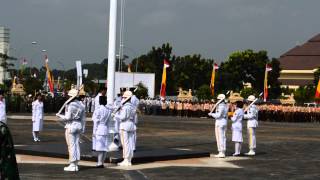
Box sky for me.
[1,0,320,69]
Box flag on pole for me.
[160,59,170,99]
[210,63,219,96]
[44,55,54,94]
[315,78,320,102]
[263,64,272,102]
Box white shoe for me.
[117,159,132,166]
[64,164,79,171]
[217,153,226,158]
[245,150,255,156]
[232,153,240,156]
[214,153,220,158]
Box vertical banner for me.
[264,64,272,102]
[210,63,219,96]
[160,59,170,99]
[76,60,82,89]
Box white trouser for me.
[133,130,136,150]
[65,128,80,162]
[215,125,226,153]
[247,127,256,150]
[235,142,242,154]
[92,135,96,150]
[120,129,134,160]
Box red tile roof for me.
[279,34,320,70]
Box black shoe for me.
[96,165,104,168]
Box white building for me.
[0,26,10,84]
[94,72,155,98]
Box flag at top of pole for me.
[210,63,219,96]
[263,64,272,102]
[160,59,170,99]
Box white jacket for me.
[0,100,7,124]
[244,104,258,128]
[59,100,86,133]
[210,103,228,127]
[114,102,136,132]
[32,100,44,122]
[92,105,112,136]
[231,108,244,131]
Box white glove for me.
[208,113,213,117]
[56,113,63,119]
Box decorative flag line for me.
[160,59,170,99]
[263,64,272,102]
[210,63,219,96]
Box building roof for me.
[280,34,320,70]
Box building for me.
[0,26,10,84]
[94,72,156,98]
[279,34,320,89]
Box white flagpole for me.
[107,0,118,104]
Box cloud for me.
[139,10,177,27]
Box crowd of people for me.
[137,98,320,123]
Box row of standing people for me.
[258,104,320,123]
[140,99,215,117]
[208,94,259,157]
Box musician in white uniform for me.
[208,94,228,158]
[230,101,244,156]
[129,87,139,151]
[94,86,107,111]
[244,95,259,156]
[56,88,86,172]
[92,96,112,168]
[114,91,136,166]
[0,90,7,124]
[32,94,44,142]
[92,86,107,148]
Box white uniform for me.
[130,95,139,150]
[0,99,6,124]
[209,103,228,154]
[114,102,136,162]
[59,100,85,163]
[92,105,112,151]
[244,104,258,150]
[231,108,244,142]
[32,100,44,132]
[94,93,102,111]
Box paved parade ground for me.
[6,115,320,180]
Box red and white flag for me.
[263,64,272,102]
[160,59,170,99]
[214,63,219,70]
[266,64,272,72]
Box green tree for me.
[294,85,315,105]
[195,85,212,100]
[216,50,281,99]
[131,43,174,95]
[23,77,43,95]
[135,82,148,99]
